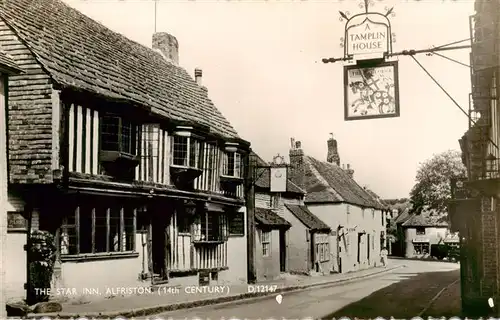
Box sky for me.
[63,0,474,199]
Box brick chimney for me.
[194,68,203,86]
[152,32,179,66]
[345,163,354,178]
[289,138,305,190]
[326,133,340,166]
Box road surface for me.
[149,259,459,319]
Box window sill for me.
[100,151,139,164]
[61,251,139,262]
[229,234,245,237]
[193,240,225,245]
[220,175,244,183]
[170,164,202,171]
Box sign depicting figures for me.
[344,61,400,121]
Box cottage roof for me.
[252,151,305,195]
[363,187,390,210]
[255,208,291,229]
[284,204,330,232]
[0,0,239,138]
[393,207,412,224]
[303,156,383,209]
[0,51,22,74]
[402,208,449,228]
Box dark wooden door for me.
[279,230,286,272]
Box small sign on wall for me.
[344,60,400,121]
[270,167,287,193]
[7,211,27,231]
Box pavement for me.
[149,259,460,320]
[27,260,406,319]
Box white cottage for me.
[288,137,389,273]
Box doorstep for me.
[27,265,402,319]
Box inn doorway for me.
[151,205,171,284]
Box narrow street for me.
[149,259,459,319]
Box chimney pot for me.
[195,68,202,85]
[347,164,350,169]
[152,32,179,66]
[295,141,301,149]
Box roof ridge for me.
[305,156,344,201]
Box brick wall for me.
[0,19,55,184]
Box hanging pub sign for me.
[270,167,287,193]
[344,61,400,121]
[270,154,287,193]
[336,1,399,121]
[345,13,391,60]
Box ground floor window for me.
[261,230,271,257]
[61,203,137,255]
[192,211,228,242]
[413,242,430,255]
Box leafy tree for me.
[409,150,466,218]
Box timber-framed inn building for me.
[2,0,250,302]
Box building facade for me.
[455,0,500,316]
[0,52,23,318]
[252,152,331,277]
[1,0,250,303]
[400,214,449,259]
[288,137,388,274]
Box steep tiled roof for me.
[303,156,383,209]
[402,208,449,228]
[0,51,21,73]
[0,0,239,138]
[255,208,291,229]
[252,151,305,195]
[284,204,330,231]
[394,207,412,224]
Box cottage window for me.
[101,115,137,155]
[193,212,228,242]
[315,236,330,262]
[261,230,271,257]
[61,205,136,257]
[171,135,202,169]
[271,194,281,209]
[222,152,242,178]
[414,243,430,255]
[416,227,426,235]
